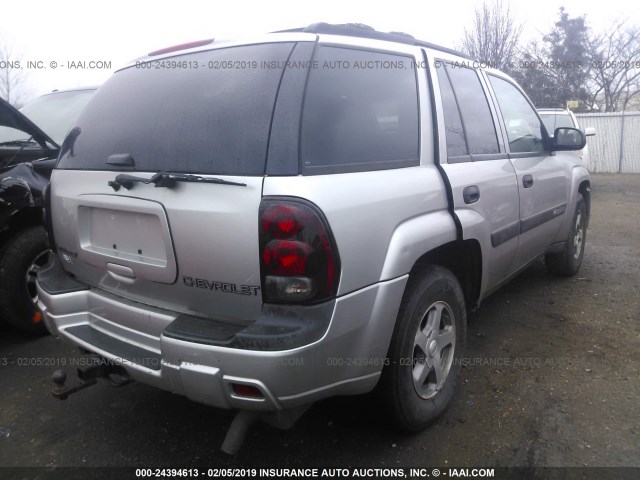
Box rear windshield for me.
[57,43,295,175]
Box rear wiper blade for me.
[108,171,247,191]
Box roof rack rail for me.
[274,22,471,60]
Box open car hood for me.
[0,96,59,149]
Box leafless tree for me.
[461,0,523,73]
[514,39,567,107]
[586,21,640,112]
[0,40,30,108]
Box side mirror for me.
[552,127,586,151]
[584,127,596,137]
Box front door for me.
[487,74,569,268]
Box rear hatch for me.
[51,41,300,323]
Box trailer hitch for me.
[51,356,132,400]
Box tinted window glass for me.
[539,113,575,136]
[57,43,295,175]
[301,46,419,172]
[436,65,467,157]
[489,75,545,153]
[445,66,499,155]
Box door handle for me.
[523,174,534,188]
[463,185,480,204]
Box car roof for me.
[40,86,99,96]
[537,108,571,114]
[133,22,473,66]
[277,23,472,59]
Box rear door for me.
[51,42,304,323]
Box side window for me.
[301,46,419,173]
[488,75,545,154]
[436,66,467,158]
[435,64,500,161]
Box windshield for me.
[540,113,576,136]
[0,89,95,145]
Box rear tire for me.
[0,227,50,335]
[545,194,586,277]
[380,266,466,431]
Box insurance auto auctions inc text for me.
[254,468,495,478]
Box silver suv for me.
[37,23,589,450]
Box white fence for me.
[576,112,640,173]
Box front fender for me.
[554,165,590,243]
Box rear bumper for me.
[37,259,407,411]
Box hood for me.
[0,96,59,149]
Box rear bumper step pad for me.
[66,324,161,371]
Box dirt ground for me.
[0,173,638,475]
[436,173,640,467]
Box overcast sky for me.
[1,0,636,99]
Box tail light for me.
[259,198,340,303]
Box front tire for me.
[0,227,50,334]
[380,266,466,431]
[545,194,587,276]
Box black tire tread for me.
[379,265,466,431]
[545,194,586,277]
[0,226,49,334]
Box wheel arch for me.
[379,210,483,310]
[409,239,482,310]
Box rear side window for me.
[57,43,295,175]
[436,66,466,157]
[436,64,500,161]
[301,46,419,174]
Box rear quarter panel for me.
[262,166,454,296]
